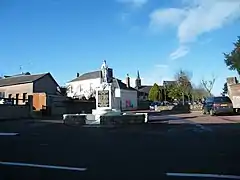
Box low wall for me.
[190,104,203,111]
[100,114,145,125]
[138,100,151,110]
[156,104,190,114]
[0,105,30,120]
[156,106,174,111]
[63,114,86,125]
[33,94,96,117]
[156,104,202,111]
[65,100,96,114]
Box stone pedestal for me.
[87,83,121,124]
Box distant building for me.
[163,80,177,87]
[134,71,178,101]
[134,71,151,100]
[0,72,59,104]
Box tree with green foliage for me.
[148,83,161,101]
[191,86,209,101]
[221,82,228,96]
[224,36,240,75]
[175,69,192,104]
[167,84,181,100]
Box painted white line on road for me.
[0,161,87,171]
[167,173,240,179]
[0,133,19,136]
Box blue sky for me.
[0,0,240,95]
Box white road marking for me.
[166,172,240,179]
[0,133,19,136]
[0,161,87,171]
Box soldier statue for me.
[101,60,108,83]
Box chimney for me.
[126,74,130,88]
[77,73,80,77]
[227,77,237,85]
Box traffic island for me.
[100,114,145,125]
[63,114,86,126]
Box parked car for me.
[202,96,233,115]
[162,101,170,106]
[149,102,161,110]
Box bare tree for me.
[191,83,209,101]
[201,75,216,96]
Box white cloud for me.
[150,0,240,43]
[170,46,190,60]
[149,0,240,59]
[149,8,186,29]
[117,0,148,8]
[178,0,240,43]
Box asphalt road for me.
[1,113,240,180]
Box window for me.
[0,92,5,98]
[16,94,19,100]
[205,97,213,103]
[15,94,19,105]
[214,97,232,103]
[90,83,93,91]
[79,85,82,92]
[69,85,73,93]
[23,93,27,102]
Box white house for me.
[66,71,101,99]
[66,70,138,110]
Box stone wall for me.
[100,114,145,125]
[226,77,240,108]
[138,100,151,110]
[156,105,174,111]
[228,84,240,96]
[65,100,96,114]
[156,104,190,113]
[32,93,96,117]
[190,104,203,111]
[63,114,86,125]
[0,105,30,120]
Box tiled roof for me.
[163,80,177,86]
[69,70,136,91]
[69,71,101,82]
[114,79,136,91]
[0,73,48,87]
[137,86,152,94]
[137,85,164,94]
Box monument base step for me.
[85,119,100,125]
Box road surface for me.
[1,113,240,180]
